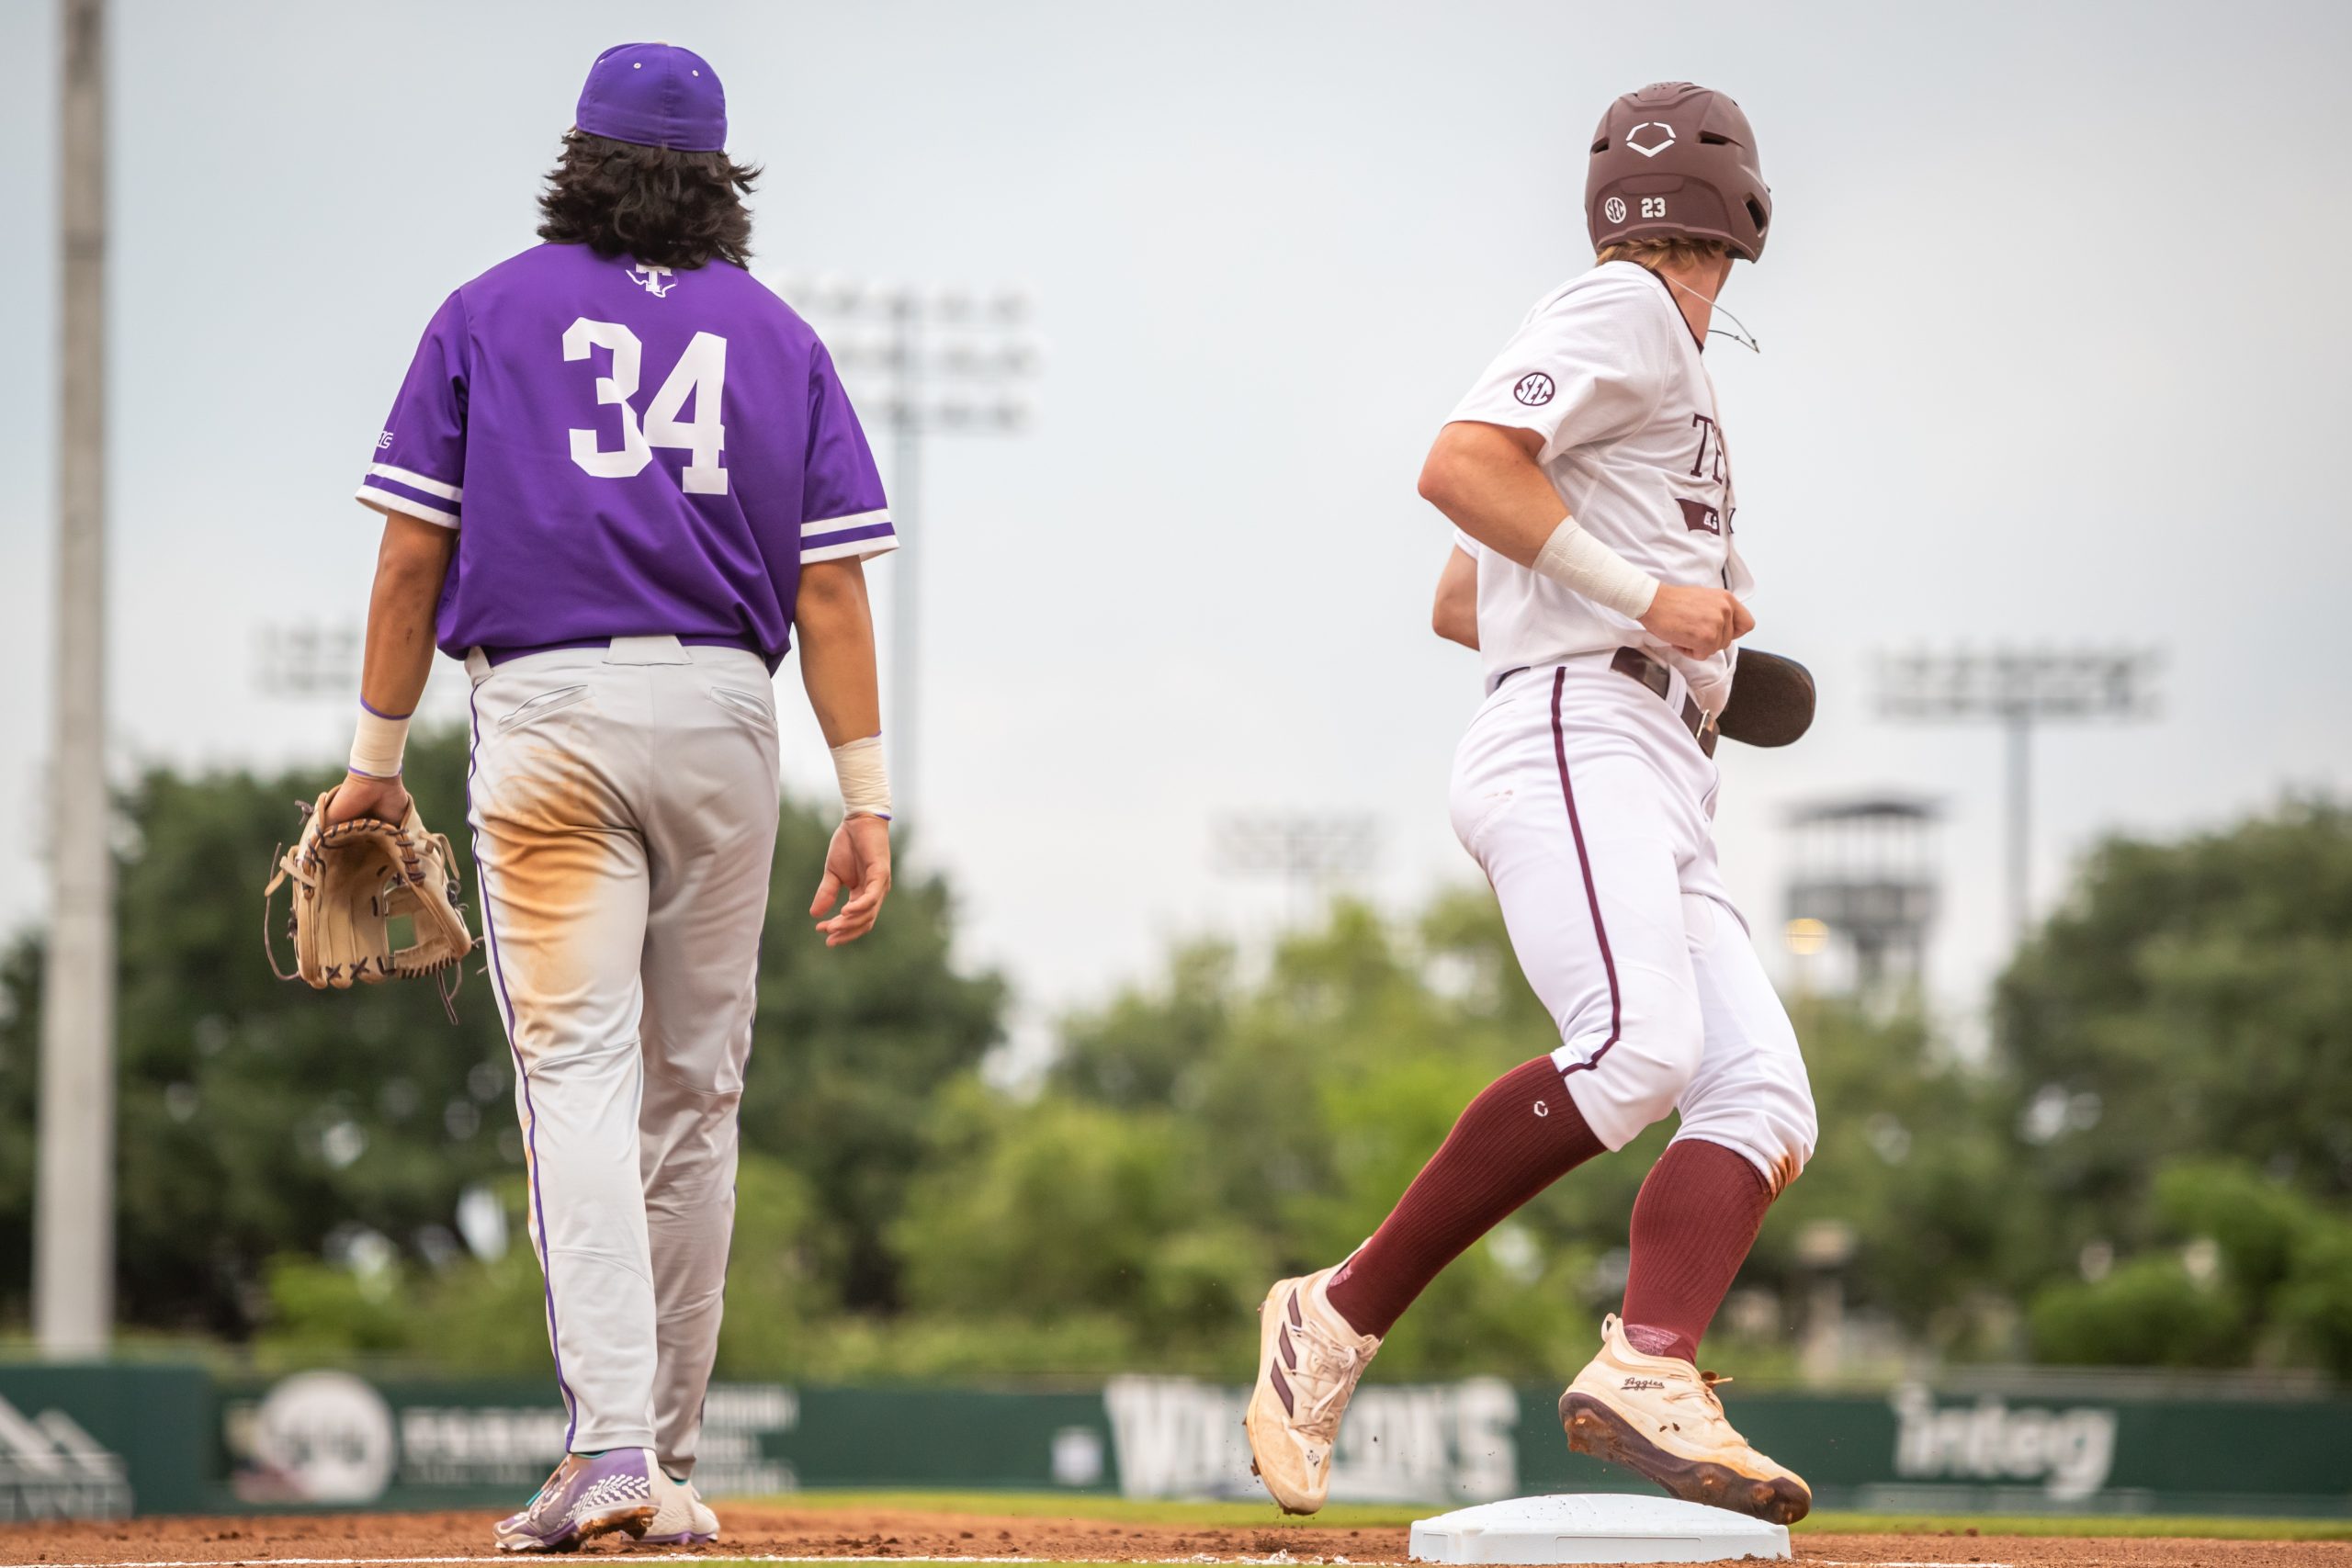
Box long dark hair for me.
[537,130,762,270]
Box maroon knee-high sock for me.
[1325,1057,1604,1338]
[1619,1138,1775,1365]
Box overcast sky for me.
[3,0,2346,1036]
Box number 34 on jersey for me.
[563,318,729,496]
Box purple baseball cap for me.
[575,42,727,152]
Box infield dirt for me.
[6,1504,2351,1568]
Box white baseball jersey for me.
[1431,259,1814,1192]
[1447,259,1752,712]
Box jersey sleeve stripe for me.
[360,472,464,523]
[800,531,899,565]
[798,507,889,539]
[359,469,465,512]
[355,484,459,529]
[368,462,463,502]
[799,519,896,551]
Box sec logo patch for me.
[1603,196,1627,223]
[1513,373,1555,406]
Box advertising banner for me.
[6,1362,2344,1518]
[211,1371,2352,1518]
[0,1365,209,1519]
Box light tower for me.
[769,275,1039,818]
[1876,647,2159,939]
[36,0,114,1359]
[1211,812,1382,927]
[254,622,362,698]
[1784,795,1942,998]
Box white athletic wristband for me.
[831,734,893,821]
[1532,514,1659,620]
[348,699,412,781]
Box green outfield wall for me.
[0,1365,2345,1518]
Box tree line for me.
[0,736,2345,1381]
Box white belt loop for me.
[605,635,692,666]
[464,647,492,682]
[1664,661,1690,716]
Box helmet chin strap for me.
[1663,271,1762,354]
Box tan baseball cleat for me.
[1558,1314,1812,1525]
[1241,1267,1382,1515]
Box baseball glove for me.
[1716,649,1816,748]
[264,787,474,1012]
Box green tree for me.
[889,891,1995,1378]
[2278,1223,2352,1379]
[1996,799,2352,1218]
[896,1080,1266,1349]
[2028,1253,2249,1368]
[891,900,1583,1377]
[2024,1158,2352,1376]
[0,728,1003,1337]
[258,1154,835,1375]
[1748,998,2039,1355]
[1984,800,2352,1370]
[744,805,1005,1313]
[91,736,509,1335]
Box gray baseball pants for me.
[465,635,781,1472]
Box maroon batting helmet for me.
[1586,82,1770,262]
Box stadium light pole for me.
[768,274,1037,818]
[36,0,113,1359]
[1876,647,2159,941]
[1212,812,1383,927]
[254,622,363,697]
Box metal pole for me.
[2005,712,2030,942]
[36,0,114,1359]
[888,297,922,818]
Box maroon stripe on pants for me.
[1550,667,1622,1078]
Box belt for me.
[1611,646,1718,757]
[477,633,763,668]
[1492,649,1718,757]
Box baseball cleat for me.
[640,1467,721,1545]
[1241,1266,1382,1515]
[492,1448,657,1552]
[1558,1314,1810,1525]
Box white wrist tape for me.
[1532,513,1659,620]
[831,734,893,821]
[348,700,412,780]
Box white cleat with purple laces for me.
[492,1448,657,1552]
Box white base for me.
[1409,1494,1792,1564]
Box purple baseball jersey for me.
[356,243,893,665]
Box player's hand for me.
[1638,584,1754,660]
[810,815,892,946]
[322,773,413,827]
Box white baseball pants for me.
[465,636,781,1472]
[1450,655,1816,1188]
